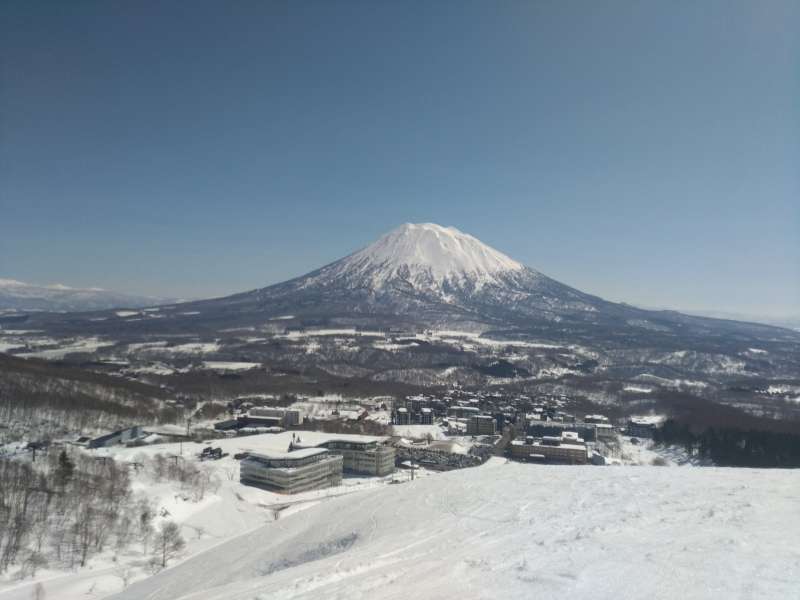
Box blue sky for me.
[1,1,798,316]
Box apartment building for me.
[420,407,433,425]
[394,407,411,425]
[627,419,658,438]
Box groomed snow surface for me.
[100,460,799,600]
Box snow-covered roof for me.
[629,415,665,426]
[533,442,588,451]
[248,447,328,461]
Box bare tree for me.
[114,566,134,589]
[137,500,154,554]
[154,521,185,568]
[20,551,47,578]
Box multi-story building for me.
[526,419,597,442]
[466,415,496,436]
[394,407,411,425]
[420,407,433,425]
[243,415,283,428]
[509,432,588,464]
[594,423,615,439]
[584,414,610,424]
[626,419,658,438]
[449,406,481,419]
[494,412,506,431]
[249,407,301,426]
[317,439,396,476]
[240,448,343,493]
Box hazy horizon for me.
[1,1,798,317]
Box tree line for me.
[653,419,800,467]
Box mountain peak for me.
[369,222,523,275]
[309,223,527,293]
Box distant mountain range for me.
[679,310,800,332]
[0,278,175,313]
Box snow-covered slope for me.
[0,278,173,312]
[306,223,527,292]
[240,221,602,322]
[111,460,800,600]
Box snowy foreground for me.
[92,460,799,600]
[1,450,797,600]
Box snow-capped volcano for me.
[303,223,532,295]
[333,223,525,289]
[16,222,800,353]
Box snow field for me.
[109,459,800,600]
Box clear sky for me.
[1,1,798,317]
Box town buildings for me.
[449,406,481,419]
[584,414,615,439]
[214,407,302,432]
[393,395,446,425]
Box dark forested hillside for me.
[0,355,170,441]
[653,418,800,467]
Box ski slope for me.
[109,460,799,600]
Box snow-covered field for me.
[102,460,799,600]
[17,337,114,358]
[1,434,799,600]
[201,361,261,371]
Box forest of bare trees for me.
[0,450,136,575]
[0,354,175,442]
[0,448,199,580]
